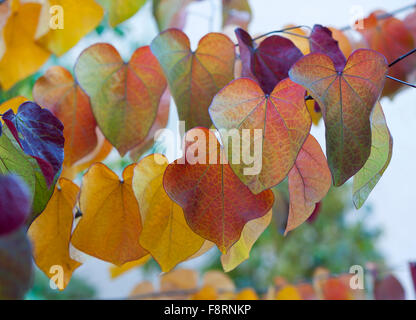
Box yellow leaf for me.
[191,285,218,300]
[306,95,322,125]
[35,0,104,56]
[203,270,235,292]
[28,178,81,290]
[109,254,151,279]
[221,210,272,272]
[282,24,310,54]
[235,288,259,300]
[275,285,302,300]
[0,96,28,116]
[98,0,146,27]
[160,268,198,292]
[0,0,50,90]
[71,163,147,266]
[129,281,155,300]
[132,154,205,272]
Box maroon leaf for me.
[309,24,347,72]
[410,262,416,296]
[235,28,303,94]
[374,274,405,300]
[0,175,31,236]
[2,102,64,186]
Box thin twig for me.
[386,75,416,88]
[389,48,416,67]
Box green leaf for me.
[353,102,392,209]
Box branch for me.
[386,75,416,88]
[389,48,416,67]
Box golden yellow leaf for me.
[221,210,272,272]
[28,178,81,290]
[0,96,28,116]
[129,281,155,300]
[71,163,147,266]
[306,96,322,126]
[133,154,205,272]
[235,288,259,300]
[160,268,198,292]
[35,0,104,56]
[275,285,302,300]
[191,285,218,300]
[109,254,150,279]
[98,0,146,27]
[282,24,310,54]
[0,0,50,90]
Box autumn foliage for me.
[0,0,416,299]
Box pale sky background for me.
[48,0,416,299]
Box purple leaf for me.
[0,174,31,236]
[235,28,303,94]
[2,102,64,186]
[410,262,416,295]
[309,24,347,72]
[374,274,405,300]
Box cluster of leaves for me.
[127,267,409,300]
[1,0,416,299]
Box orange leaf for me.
[163,127,274,253]
[33,66,98,167]
[28,178,81,290]
[209,78,311,194]
[71,163,147,266]
[285,134,331,234]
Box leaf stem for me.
[386,75,416,88]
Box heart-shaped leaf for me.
[163,127,274,253]
[235,28,303,94]
[28,178,81,290]
[353,102,392,209]
[133,154,205,272]
[286,134,331,234]
[222,0,252,29]
[98,0,146,27]
[75,44,167,156]
[2,101,64,186]
[33,66,98,167]
[151,29,235,130]
[209,78,311,194]
[289,49,388,186]
[152,0,193,31]
[71,163,148,266]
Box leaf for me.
[222,0,252,29]
[404,10,416,42]
[151,29,235,130]
[71,163,147,266]
[0,174,31,236]
[275,285,302,300]
[0,96,28,115]
[191,285,218,300]
[235,28,303,94]
[152,0,193,31]
[98,0,146,27]
[410,262,416,296]
[0,0,50,90]
[75,44,167,156]
[28,178,81,290]
[221,210,272,272]
[160,268,198,299]
[33,66,98,167]
[35,0,104,56]
[281,24,310,55]
[202,270,235,293]
[309,24,346,72]
[374,274,405,300]
[109,255,151,279]
[0,229,33,299]
[235,288,258,300]
[129,281,155,299]
[0,125,55,225]
[322,277,352,300]
[289,49,388,186]
[3,101,64,186]
[163,127,274,253]
[133,154,205,272]
[129,89,170,161]
[357,11,416,97]
[209,78,311,194]
[306,97,322,125]
[353,102,392,209]
[286,134,331,234]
